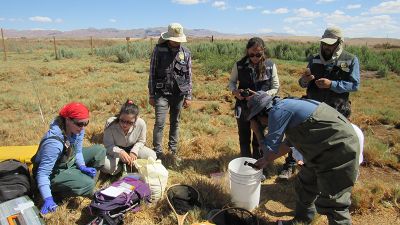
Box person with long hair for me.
[32,102,106,214]
[228,37,279,159]
[102,100,156,175]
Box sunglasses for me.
[119,119,135,126]
[248,52,263,58]
[70,118,89,127]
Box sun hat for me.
[320,27,343,45]
[160,23,187,43]
[247,91,274,121]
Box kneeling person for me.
[102,100,156,175]
[33,102,106,214]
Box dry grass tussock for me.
[0,39,399,224]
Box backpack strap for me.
[31,136,65,175]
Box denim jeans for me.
[153,94,184,154]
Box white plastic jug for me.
[228,157,262,211]
[134,157,168,202]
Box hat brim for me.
[247,100,269,121]
[161,32,187,43]
[320,37,338,45]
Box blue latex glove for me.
[79,165,97,178]
[41,196,57,214]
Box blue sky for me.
[1,0,399,38]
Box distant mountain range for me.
[3,27,291,38]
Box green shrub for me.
[377,65,389,77]
[116,50,131,63]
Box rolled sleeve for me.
[74,131,85,167]
[330,57,360,93]
[148,47,158,98]
[185,54,193,100]
[266,63,280,96]
[228,63,239,92]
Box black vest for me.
[307,51,355,106]
[154,43,191,96]
[237,58,274,92]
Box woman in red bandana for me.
[32,102,106,214]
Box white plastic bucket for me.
[228,157,262,211]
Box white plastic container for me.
[228,157,262,211]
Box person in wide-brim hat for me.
[158,23,187,44]
[247,94,360,225]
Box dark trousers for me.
[237,118,261,159]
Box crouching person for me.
[101,100,157,175]
[248,92,359,225]
[32,102,106,214]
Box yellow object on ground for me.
[0,145,38,164]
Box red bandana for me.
[59,102,89,120]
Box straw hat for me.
[320,27,343,45]
[161,23,187,43]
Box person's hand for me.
[78,165,97,178]
[315,78,332,89]
[301,69,315,83]
[232,89,244,100]
[183,99,191,109]
[40,197,57,214]
[119,151,131,164]
[129,152,137,164]
[149,97,155,107]
[254,156,270,170]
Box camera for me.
[240,89,250,97]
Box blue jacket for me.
[34,120,85,199]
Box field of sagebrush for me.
[0,38,399,225]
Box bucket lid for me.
[228,157,261,176]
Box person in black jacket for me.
[228,37,280,159]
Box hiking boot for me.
[278,166,295,180]
[156,151,164,161]
[171,154,182,167]
[260,174,266,182]
[277,219,306,225]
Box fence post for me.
[90,36,93,55]
[126,37,130,52]
[1,28,6,61]
[53,36,58,59]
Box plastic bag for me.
[134,157,168,202]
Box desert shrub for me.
[273,42,305,61]
[116,49,131,63]
[50,48,81,59]
[377,65,389,77]
[363,135,398,168]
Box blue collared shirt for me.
[263,98,319,154]
[304,56,360,93]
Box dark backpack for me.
[88,176,151,225]
[0,159,32,203]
